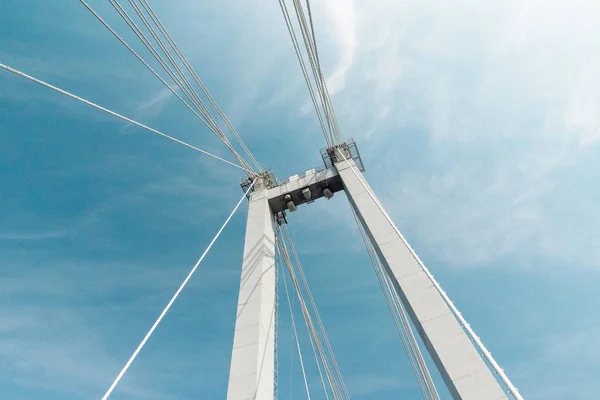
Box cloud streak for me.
[322,0,357,94]
[310,0,600,269]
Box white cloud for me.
[136,86,174,116]
[218,0,600,270]
[0,286,171,398]
[0,252,240,399]
[513,327,600,400]
[322,0,357,94]
[4,1,600,398]
[0,229,71,241]
[314,0,600,268]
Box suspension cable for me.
[0,63,251,173]
[280,0,345,146]
[291,0,336,144]
[281,225,350,400]
[276,229,340,399]
[274,250,281,400]
[101,180,255,400]
[297,0,344,144]
[280,252,312,400]
[278,0,331,148]
[78,1,215,136]
[281,245,331,400]
[279,245,296,400]
[276,238,331,400]
[107,0,233,137]
[135,0,263,173]
[128,0,257,173]
[78,0,256,175]
[302,307,331,400]
[276,227,350,400]
[305,0,322,72]
[280,231,342,399]
[104,0,255,173]
[352,207,439,399]
[103,0,259,173]
[302,0,344,144]
[382,271,439,398]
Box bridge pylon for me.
[227,140,509,400]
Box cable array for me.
[278,0,344,148]
[80,0,261,175]
[275,225,350,400]
[351,208,440,399]
[274,253,281,400]
[279,254,312,400]
[279,0,520,396]
[0,63,250,173]
[2,1,524,398]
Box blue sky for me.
[2,0,600,399]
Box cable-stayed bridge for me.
[0,1,524,399]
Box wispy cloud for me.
[0,229,71,241]
[0,267,169,399]
[4,1,600,399]
[307,0,600,269]
[0,247,241,399]
[323,0,357,94]
[136,87,174,115]
[275,0,600,269]
[513,327,600,400]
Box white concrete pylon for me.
[335,156,508,400]
[227,180,276,400]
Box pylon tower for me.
[226,140,508,400]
